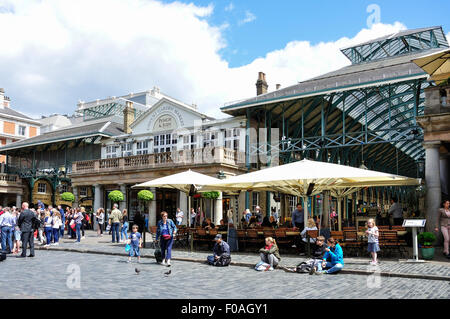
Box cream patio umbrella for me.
[132,169,221,227]
[412,48,450,84]
[200,159,421,230]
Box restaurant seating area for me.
[149,223,410,258]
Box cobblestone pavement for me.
[34,231,450,278]
[1,250,449,299]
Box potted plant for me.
[108,190,124,206]
[417,232,437,260]
[61,192,75,203]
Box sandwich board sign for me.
[402,219,426,263]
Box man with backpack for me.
[207,234,231,267]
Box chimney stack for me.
[123,101,135,134]
[256,72,268,96]
[276,84,281,90]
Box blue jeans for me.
[60,224,65,237]
[120,222,128,241]
[44,227,53,245]
[76,223,81,242]
[324,261,343,274]
[1,226,13,252]
[111,222,120,243]
[160,237,173,260]
[52,228,60,243]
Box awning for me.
[413,49,450,84]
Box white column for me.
[302,197,308,225]
[149,187,157,226]
[119,184,127,211]
[94,184,102,212]
[179,191,188,224]
[16,194,22,208]
[73,186,78,208]
[424,142,441,233]
[214,191,223,225]
[440,154,449,196]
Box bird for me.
[135,268,141,275]
[164,269,171,276]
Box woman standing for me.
[51,209,62,246]
[96,208,105,237]
[120,209,129,243]
[190,208,196,227]
[43,210,53,247]
[155,211,177,266]
[12,209,21,255]
[435,200,450,258]
[73,208,84,243]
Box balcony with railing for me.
[71,147,246,175]
[0,173,22,188]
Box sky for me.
[0,0,449,119]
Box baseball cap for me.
[214,234,222,240]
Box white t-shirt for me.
[367,226,379,243]
[176,210,184,222]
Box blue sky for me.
[0,0,449,119]
[167,0,450,67]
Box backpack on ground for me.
[296,261,312,273]
[255,261,270,271]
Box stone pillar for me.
[439,154,449,196]
[16,194,22,208]
[94,184,102,213]
[179,191,188,225]
[214,191,223,225]
[3,197,7,207]
[149,187,157,226]
[119,184,127,211]
[424,142,441,233]
[73,186,78,208]
[322,191,330,228]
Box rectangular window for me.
[288,196,298,214]
[252,192,259,212]
[105,145,118,158]
[122,143,133,157]
[160,134,165,145]
[61,184,68,193]
[136,140,149,155]
[19,125,26,136]
[154,136,159,146]
[79,186,87,197]
[37,183,47,194]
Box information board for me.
[402,219,426,227]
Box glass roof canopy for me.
[341,26,449,64]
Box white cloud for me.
[446,32,450,45]
[0,1,409,120]
[238,10,256,26]
[224,3,234,12]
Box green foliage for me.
[60,192,75,202]
[418,232,436,247]
[137,190,154,201]
[201,191,220,199]
[108,190,124,202]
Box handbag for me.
[106,224,111,232]
[162,234,171,240]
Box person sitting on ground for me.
[261,216,272,228]
[258,236,281,271]
[315,237,344,274]
[202,218,215,230]
[308,236,327,275]
[207,234,231,266]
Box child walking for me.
[366,218,380,265]
[127,224,142,263]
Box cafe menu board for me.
[402,219,426,228]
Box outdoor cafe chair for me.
[305,230,319,257]
[236,230,247,251]
[344,230,363,257]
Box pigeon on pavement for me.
[164,269,171,276]
[135,268,141,275]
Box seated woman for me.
[261,216,271,227]
[217,219,227,231]
[269,216,278,228]
[296,218,318,254]
[202,218,215,230]
[316,237,344,274]
[258,237,281,271]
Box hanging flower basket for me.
[137,190,154,201]
[108,190,124,202]
[61,192,75,202]
[193,194,202,199]
[201,191,220,199]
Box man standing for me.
[58,205,65,238]
[175,208,184,226]
[292,204,305,230]
[0,208,14,253]
[108,203,122,243]
[389,197,403,226]
[18,202,37,258]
